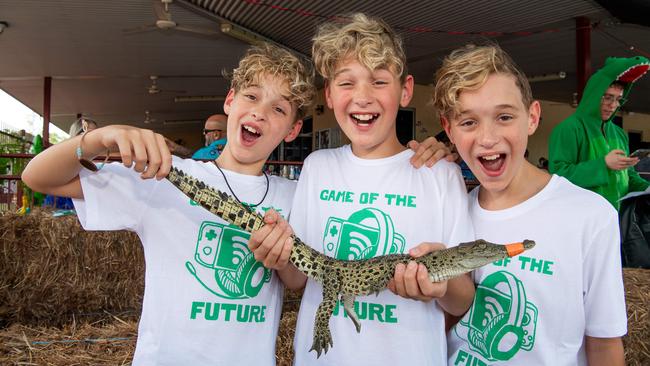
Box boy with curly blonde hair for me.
[253,13,475,365]
[401,43,626,365]
[23,44,315,365]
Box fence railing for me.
[0,153,34,212]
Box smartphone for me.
[630,149,650,159]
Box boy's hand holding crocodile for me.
[388,242,449,302]
[248,209,294,271]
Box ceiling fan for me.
[147,75,186,95]
[124,0,221,38]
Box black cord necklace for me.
[213,161,269,209]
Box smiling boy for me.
[424,44,626,366]
[256,13,476,365]
[22,44,315,365]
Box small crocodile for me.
[165,167,535,357]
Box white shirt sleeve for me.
[72,163,161,232]
[439,163,475,248]
[288,156,312,241]
[582,209,627,337]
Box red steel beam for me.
[576,17,591,102]
[42,76,52,148]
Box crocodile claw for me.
[310,330,333,358]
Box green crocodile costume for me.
[164,167,535,357]
[549,56,650,209]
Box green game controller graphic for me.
[186,221,272,299]
[323,208,406,260]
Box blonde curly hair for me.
[432,44,533,119]
[230,43,315,119]
[312,13,407,83]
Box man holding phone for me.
[549,56,650,210]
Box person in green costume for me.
[549,56,650,209]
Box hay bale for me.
[276,310,297,366]
[0,317,137,365]
[623,268,650,366]
[0,208,144,326]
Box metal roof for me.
[1,0,649,135]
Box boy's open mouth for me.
[478,153,506,176]
[350,113,379,127]
[241,124,261,143]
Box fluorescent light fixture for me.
[163,119,204,126]
[174,95,225,103]
[528,71,567,83]
[220,22,267,45]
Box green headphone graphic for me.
[187,222,271,299]
[323,208,405,260]
[459,271,538,361]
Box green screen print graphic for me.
[323,208,405,260]
[455,271,538,362]
[186,221,271,300]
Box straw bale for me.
[0,208,144,326]
[622,268,650,366]
[276,310,297,366]
[0,317,137,365]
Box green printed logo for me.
[332,299,398,323]
[186,221,271,300]
[323,208,405,260]
[454,271,538,362]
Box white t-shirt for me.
[447,175,627,366]
[74,157,296,366]
[290,146,475,366]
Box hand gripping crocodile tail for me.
[165,167,535,358]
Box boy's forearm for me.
[585,336,624,366]
[437,274,475,316]
[22,131,107,198]
[277,264,307,290]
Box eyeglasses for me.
[602,94,628,106]
[203,129,222,134]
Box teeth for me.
[243,125,259,134]
[352,114,376,121]
[482,154,500,160]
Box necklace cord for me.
[213,161,269,208]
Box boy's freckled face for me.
[444,73,539,194]
[325,58,413,158]
[222,75,301,165]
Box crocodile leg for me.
[310,272,340,358]
[342,294,361,333]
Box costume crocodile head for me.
[578,56,649,121]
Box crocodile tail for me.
[167,167,326,282]
[166,167,265,232]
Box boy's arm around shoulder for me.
[21,125,172,199]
